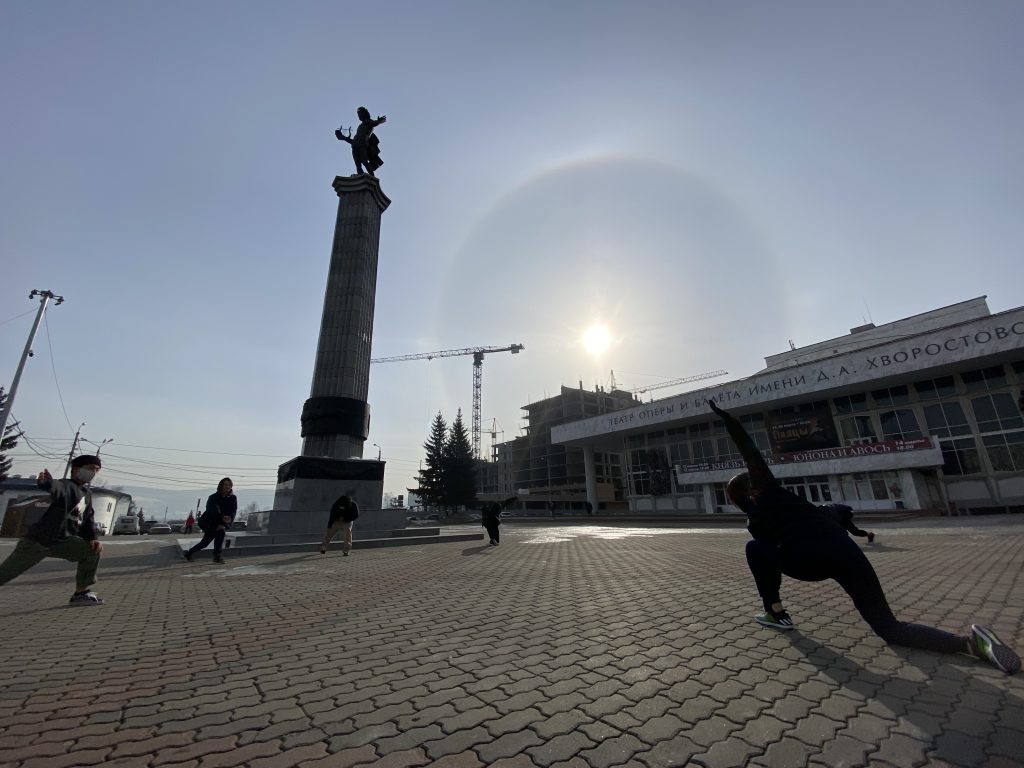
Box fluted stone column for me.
[301,175,391,459]
[271,175,391,529]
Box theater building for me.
[552,297,1024,515]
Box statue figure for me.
[336,107,387,177]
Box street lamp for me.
[85,437,114,456]
[373,443,382,461]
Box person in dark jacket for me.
[183,478,237,564]
[321,494,359,555]
[0,455,104,605]
[709,400,1020,674]
[822,503,875,543]
[482,497,518,546]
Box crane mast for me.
[371,343,524,459]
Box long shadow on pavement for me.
[787,630,1024,766]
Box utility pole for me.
[63,422,85,479]
[0,290,64,442]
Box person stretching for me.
[708,400,1020,674]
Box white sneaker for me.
[69,591,104,606]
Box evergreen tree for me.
[410,412,447,508]
[443,409,477,511]
[0,388,20,482]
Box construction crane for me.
[610,369,729,396]
[371,344,525,459]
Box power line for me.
[0,308,37,327]
[43,314,74,433]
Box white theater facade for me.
[552,298,1024,515]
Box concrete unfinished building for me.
[477,384,639,511]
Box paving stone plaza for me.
[1,518,1022,768]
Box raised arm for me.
[707,401,776,487]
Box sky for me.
[2,1,1022,515]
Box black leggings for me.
[187,528,226,557]
[484,522,500,543]
[746,535,965,654]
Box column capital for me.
[332,175,391,213]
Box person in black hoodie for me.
[321,494,359,555]
[709,400,1020,674]
[0,455,104,605]
[183,478,237,564]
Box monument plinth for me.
[270,175,393,531]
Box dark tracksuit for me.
[482,504,501,544]
[710,402,964,654]
[0,477,100,591]
[186,492,237,558]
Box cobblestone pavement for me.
[1,518,1022,768]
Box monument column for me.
[271,175,392,529]
[301,175,391,459]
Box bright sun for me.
[582,324,613,356]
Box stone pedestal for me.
[274,174,391,522]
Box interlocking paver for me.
[0,520,1022,768]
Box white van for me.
[113,516,140,535]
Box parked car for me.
[140,520,158,534]
[112,516,140,535]
[231,520,248,531]
[406,516,418,522]
[426,514,440,521]
[93,521,108,536]
[147,523,172,535]
[168,520,186,533]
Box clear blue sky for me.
[2,1,1022,513]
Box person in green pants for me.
[0,455,104,606]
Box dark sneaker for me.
[320,547,326,554]
[970,624,1021,674]
[755,610,795,630]
[69,591,104,606]
[342,550,349,556]
[867,532,875,543]
[213,555,225,565]
[183,550,193,562]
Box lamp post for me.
[373,443,382,461]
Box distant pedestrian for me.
[183,478,236,564]
[0,456,105,606]
[823,503,875,543]
[321,494,359,555]
[184,513,195,535]
[482,497,518,546]
[585,501,594,517]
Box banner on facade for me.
[678,437,934,474]
[764,403,840,454]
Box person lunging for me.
[709,400,1020,674]
[0,456,104,606]
[184,478,237,564]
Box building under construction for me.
[477,383,639,511]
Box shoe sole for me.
[972,624,1021,674]
[755,615,794,631]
